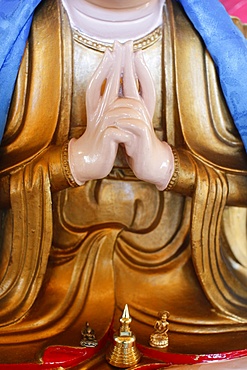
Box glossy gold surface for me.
[106,305,142,368]
[149,311,170,349]
[0,0,247,366]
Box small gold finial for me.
[149,311,170,349]
[80,322,98,348]
[119,304,132,336]
[106,304,142,368]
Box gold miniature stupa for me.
[106,304,142,368]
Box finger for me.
[104,126,133,145]
[103,41,123,106]
[103,101,145,126]
[116,119,154,162]
[134,50,156,119]
[106,124,137,159]
[123,41,140,99]
[113,119,139,158]
[102,97,152,132]
[115,118,151,140]
[86,49,113,114]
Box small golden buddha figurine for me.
[106,304,142,368]
[149,311,170,349]
[80,322,98,348]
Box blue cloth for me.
[178,0,247,151]
[0,0,42,142]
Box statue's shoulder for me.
[166,0,247,170]
[232,16,247,37]
[0,0,64,173]
[31,0,61,37]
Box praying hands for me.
[69,41,174,190]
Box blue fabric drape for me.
[178,0,247,151]
[0,0,42,142]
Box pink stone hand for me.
[116,42,174,190]
[69,42,131,184]
[69,41,174,190]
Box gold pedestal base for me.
[149,333,169,349]
[106,335,142,368]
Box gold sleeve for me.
[166,147,247,207]
[45,143,79,192]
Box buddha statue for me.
[149,311,170,348]
[0,0,247,367]
[80,322,98,347]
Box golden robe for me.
[0,0,247,364]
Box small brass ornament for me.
[149,311,170,349]
[80,322,98,347]
[106,304,142,368]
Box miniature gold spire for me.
[106,304,142,368]
[119,304,132,336]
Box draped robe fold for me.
[0,0,247,358]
